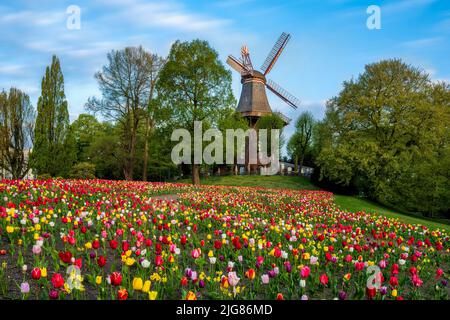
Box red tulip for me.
[390,276,398,287]
[31,267,41,280]
[51,273,65,288]
[59,251,72,264]
[92,239,100,249]
[109,239,118,249]
[155,255,163,267]
[319,273,329,286]
[276,293,284,300]
[110,272,122,286]
[97,255,106,268]
[117,288,128,300]
[366,287,377,299]
[436,268,444,279]
[180,235,187,245]
[214,240,222,250]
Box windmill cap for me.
[241,70,266,83]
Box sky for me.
[0,0,449,152]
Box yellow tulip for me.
[96,276,102,285]
[132,277,143,291]
[149,291,158,300]
[41,267,47,278]
[6,226,14,234]
[392,289,398,297]
[85,242,92,249]
[142,280,151,293]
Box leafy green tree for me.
[0,88,35,178]
[69,162,96,179]
[157,39,235,185]
[287,111,315,174]
[217,107,249,175]
[87,122,123,180]
[71,114,103,162]
[31,55,75,177]
[316,59,450,217]
[86,46,159,180]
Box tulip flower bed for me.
[0,179,449,300]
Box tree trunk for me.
[142,117,152,181]
[192,164,200,185]
[298,155,304,177]
[294,156,298,174]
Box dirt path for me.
[150,194,180,201]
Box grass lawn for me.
[176,175,450,232]
[178,175,319,190]
[334,195,450,233]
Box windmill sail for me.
[226,55,246,74]
[260,32,291,76]
[266,79,300,109]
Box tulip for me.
[301,295,308,300]
[299,279,306,288]
[31,267,41,280]
[436,268,444,279]
[32,245,41,255]
[132,277,143,291]
[155,256,163,267]
[228,272,240,287]
[20,282,30,294]
[276,293,284,300]
[185,291,197,300]
[149,291,158,300]
[245,269,256,280]
[142,280,151,293]
[261,274,270,284]
[51,273,65,289]
[300,266,311,278]
[40,267,47,278]
[96,276,102,285]
[199,280,205,288]
[338,291,347,300]
[97,255,106,268]
[49,290,59,299]
[319,273,329,286]
[110,272,122,286]
[117,288,128,300]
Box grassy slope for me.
[179,175,319,190]
[334,195,450,233]
[177,175,450,232]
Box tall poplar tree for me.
[32,55,75,177]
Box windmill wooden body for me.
[226,32,300,173]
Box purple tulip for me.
[89,252,96,259]
[185,268,192,278]
[338,291,347,300]
[20,282,30,294]
[380,286,388,295]
[441,280,448,287]
[49,290,59,299]
[199,280,205,288]
[268,270,276,278]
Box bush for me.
[37,173,52,180]
[69,162,96,179]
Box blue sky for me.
[1,0,449,149]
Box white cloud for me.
[98,0,232,32]
[401,37,442,48]
[0,9,64,27]
[0,64,26,75]
[383,0,436,14]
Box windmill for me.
[226,32,300,128]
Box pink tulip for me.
[228,272,240,287]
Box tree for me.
[157,39,235,185]
[86,46,158,180]
[0,88,35,178]
[287,112,315,174]
[71,114,103,162]
[142,54,166,181]
[217,108,249,175]
[31,55,75,177]
[316,59,450,217]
